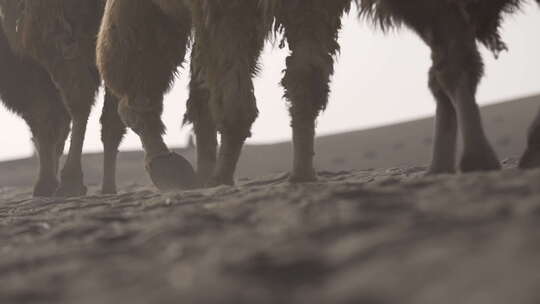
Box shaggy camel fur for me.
[98,0,350,187]
[358,0,538,173]
[97,0,196,190]
[0,0,126,196]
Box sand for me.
[1,162,540,303]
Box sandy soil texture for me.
[2,163,540,304]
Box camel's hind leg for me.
[278,1,349,182]
[16,2,103,196]
[185,43,217,186]
[0,26,70,197]
[426,67,458,174]
[50,64,100,197]
[519,108,540,168]
[426,9,500,172]
[97,0,195,191]
[100,89,126,194]
[29,113,70,197]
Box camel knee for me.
[100,91,126,147]
[431,45,484,100]
[117,97,164,137]
[283,49,334,119]
[219,101,258,141]
[279,3,345,117]
[184,47,213,131]
[209,70,258,140]
[185,75,217,152]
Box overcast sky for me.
[1,5,539,161]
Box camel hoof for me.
[519,146,540,169]
[33,178,59,197]
[55,181,88,197]
[148,153,196,191]
[460,149,501,173]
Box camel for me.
[0,0,126,196]
[358,0,540,174]
[97,0,351,188]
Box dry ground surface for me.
[2,161,540,303]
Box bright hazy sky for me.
[1,5,539,161]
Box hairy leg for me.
[278,0,350,182]
[29,114,70,197]
[13,0,107,196]
[51,65,100,197]
[185,43,217,186]
[0,24,70,197]
[426,67,458,174]
[519,108,540,168]
[25,97,70,197]
[191,1,266,186]
[427,11,500,172]
[100,89,126,194]
[97,0,195,191]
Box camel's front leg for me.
[426,67,458,174]
[427,12,500,173]
[99,89,126,194]
[48,64,100,197]
[192,2,266,186]
[97,0,196,191]
[185,43,217,186]
[278,1,350,182]
[27,105,71,197]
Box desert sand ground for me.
[1,95,539,303]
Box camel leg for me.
[192,2,266,186]
[29,118,67,197]
[54,118,70,181]
[519,108,540,168]
[97,0,195,191]
[49,64,100,197]
[100,89,126,194]
[0,26,70,197]
[26,100,70,197]
[185,43,217,186]
[428,12,500,173]
[30,133,58,197]
[278,1,349,182]
[426,67,458,174]
[7,0,108,197]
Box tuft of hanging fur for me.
[357,0,528,56]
